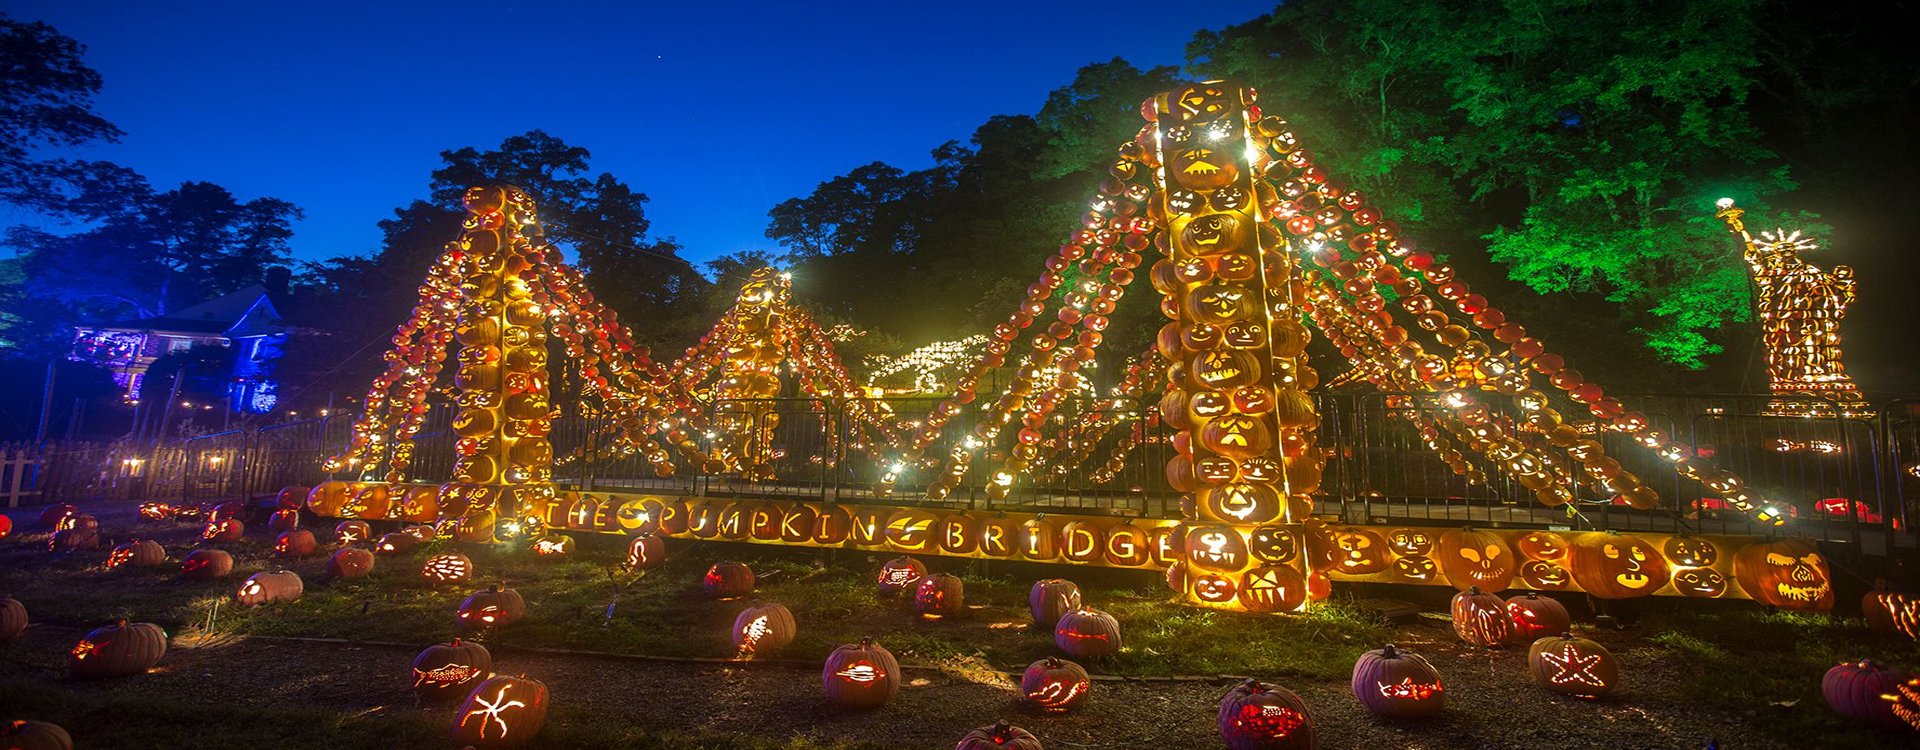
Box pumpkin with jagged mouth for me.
[1187,282,1254,324]
[1766,551,1832,604]
[1172,147,1237,190]
[1191,350,1258,389]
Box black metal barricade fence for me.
[8,394,1916,551]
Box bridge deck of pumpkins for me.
[300,480,1840,614]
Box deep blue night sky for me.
[5,1,1278,268]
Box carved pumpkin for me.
[1217,679,1315,750]
[1519,560,1571,590]
[1201,482,1281,523]
[274,529,319,558]
[1394,555,1439,583]
[180,549,233,579]
[1515,531,1567,561]
[883,508,937,550]
[1351,644,1445,717]
[1059,520,1105,563]
[624,533,667,571]
[36,503,77,529]
[235,570,303,606]
[1882,675,1920,732]
[422,553,474,585]
[136,502,173,521]
[935,513,981,555]
[376,531,420,555]
[732,602,797,656]
[411,638,492,700]
[1450,586,1513,647]
[266,509,300,533]
[915,573,966,619]
[328,546,376,579]
[1330,528,1389,575]
[529,533,574,559]
[0,597,26,642]
[1386,528,1435,556]
[1526,632,1617,697]
[0,720,71,750]
[334,519,372,545]
[1437,528,1515,592]
[49,525,98,551]
[954,722,1043,750]
[704,562,755,600]
[1671,567,1728,598]
[1863,587,1920,641]
[201,518,244,543]
[875,557,927,596]
[1238,565,1308,614]
[1569,531,1669,599]
[458,585,527,629]
[1249,526,1298,563]
[1185,525,1248,572]
[1054,608,1122,659]
[67,620,166,678]
[1661,535,1719,567]
[1029,579,1083,629]
[1021,518,1060,560]
[0,513,11,540]
[1193,573,1238,604]
[1505,592,1572,639]
[1734,537,1833,612]
[451,674,549,748]
[106,539,166,570]
[822,638,901,708]
[1822,660,1912,729]
[1022,656,1090,713]
[306,481,350,515]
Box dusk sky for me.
[5,1,1279,269]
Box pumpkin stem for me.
[1045,656,1061,668]
[1468,586,1483,595]
[1381,644,1399,658]
[1242,677,1263,692]
[858,636,873,648]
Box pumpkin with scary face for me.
[1171,147,1239,190]
[1331,528,1390,575]
[1249,525,1298,563]
[1187,281,1256,324]
[1238,565,1308,613]
[1201,415,1273,460]
[1516,531,1568,561]
[1394,555,1438,583]
[1662,535,1719,568]
[1519,560,1572,590]
[1185,525,1249,572]
[1570,532,1670,599]
[1173,84,1232,122]
[1202,482,1281,523]
[1734,538,1833,611]
[1437,528,1515,592]
[1671,567,1728,598]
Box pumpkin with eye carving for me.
[1569,531,1669,599]
[1734,537,1834,612]
[1436,528,1515,592]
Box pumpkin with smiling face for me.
[1185,525,1249,572]
[1670,567,1728,598]
[1516,531,1568,561]
[1180,214,1249,255]
[1437,528,1516,592]
[1394,555,1438,583]
[1238,565,1308,613]
[1519,560,1572,590]
[1387,529,1435,557]
[1249,525,1298,563]
[1734,538,1834,612]
[1570,532,1669,599]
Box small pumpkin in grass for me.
[1884,676,1920,733]
[822,638,901,708]
[375,531,419,555]
[1351,644,1445,717]
[273,529,319,558]
[235,570,303,606]
[180,548,233,579]
[954,722,1043,750]
[137,501,173,521]
[107,539,166,570]
[0,512,10,540]
[48,525,98,551]
[412,638,492,700]
[1054,608,1122,660]
[422,553,473,585]
[1218,679,1315,750]
[458,584,527,629]
[451,674,549,748]
[1505,592,1572,640]
[328,547,376,579]
[1,720,72,750]
[1029,579,1083,629]
[624,532,667,571]
[1526,632,1617,697]
[36,503,76,529]
[56,513,96,532]
[0,597,27,641]
[877,556,927,595]
[914,573,965,619]
[1021,656,1091,713]
[1450,586,1513,647]
[334,519,372,546]
[275,485,310,510]
[732,601,797,656]
[209,501,248,524]
[703,561,755,600]
[201,518,244,542]
[67,620,166,678]
[401,523,439,542]
[267,509,301,533]
[1863,585,1920,642]
[1734,537,1834,612]
[1822,660,1912,729]
[530,533,573,559]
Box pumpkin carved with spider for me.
[451,673,549,748]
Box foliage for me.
[0,12,125,217]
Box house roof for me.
[99,285,284,337]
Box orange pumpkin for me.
[1734,537,1833,612]
[1569,531,1669,599]
[1437,528,1515,592]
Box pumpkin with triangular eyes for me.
[1239,565,1307,613]
[1170,146,1239,190]
[1437,528,1516,592]
[1661,535,1719,568]
[1202,482,1281,524]
[1173,84,1231,122]
[1201,414,1272,459]
[1186,281,1256,324]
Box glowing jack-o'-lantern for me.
[915,573,966,619]
[1661,535,1719,567]
[1505,592,1572,639]
[703,561,755,600]
[1193,573,1238,603]
[1670,567,1727,598]
[1331,528,1389,575]
[457,585,526,629]
[733,602,796,656]
[1734,538,1834,611]
[1170,146,1239,190]
[1185,525,1248,572]
[451,674,550,748]
[1519,560,1572,590]
[877,557,927,596]
[1022,656,1091,713]
[138,502,174,521]
[1203,482,1280,523]
[1191,350,1259,390]
[1351,645,1445,717]
[624,532,667,571]
[67,620,167,678]
[1394,555,1438,583]
[422,553,474,586]
[411,638,491,700]
[1570,532,1669,599]
[1182,215,1247,255]
[1238,564,1307,613]
[1450,587,1514,647]
[530,534,573,559]
[1029,579,1083,629]
[180,549,233,580]
[1387,529,1435,557]
[202,518,244,543]
[1201,416,1273,460]
[107,539,166,570]
[1526,633,1617,698]
[1055,608,1122,659]
[334,519,372,546]
[822,638,901,708]
[1218,679,1316,750]
[235,570,303,607]
[1249,525,1298,563]
[1516,531,1568,561]
[1437,528,1515,592]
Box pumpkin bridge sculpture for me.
[306,81,1837,614]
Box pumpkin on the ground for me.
[624,532,666,570]
[1822,660,1912,729]
[1,720,72,750]
[703,562,755,600]
[954,723,1043,750]
[423,553,474,585]
[0,597,27,641]
[273,529,318,558]
[1450,586,1513,647]
[877,556,927,595]
[1021,656,1090,713]
[1505,592,1572,640]
[137,502,173,521]
[0,513,10,540]
[1028,579,1082,629]
[235,570,303,606]
[1526,632,1617,697]
[67,620,166,678]
[375,531,419,555]
[275,485,310,510]
[732,602,797,656]
[1863,586,1920,641]
[49,525,98,551]
[36,503,76,529]
[328,547,376,579]
[1351,644,1445,717]
[201,518,244,542]
[451,674,549,749]
[334,519,372,545]
[914,573,965,619]
[822,638,901,708]
[1054,608,1122,660]
[180,548,234,579]
[530,533,573,559]
[106,539,166,570]
[1218,679,1315,750]
[267,509,300,533]
[457,585,527,629]
[412,638,492,700]
[1734,537,1834,612]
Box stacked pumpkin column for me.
[709,267,789,480]
[441,185,558,541]
[1147,82,1323,613]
